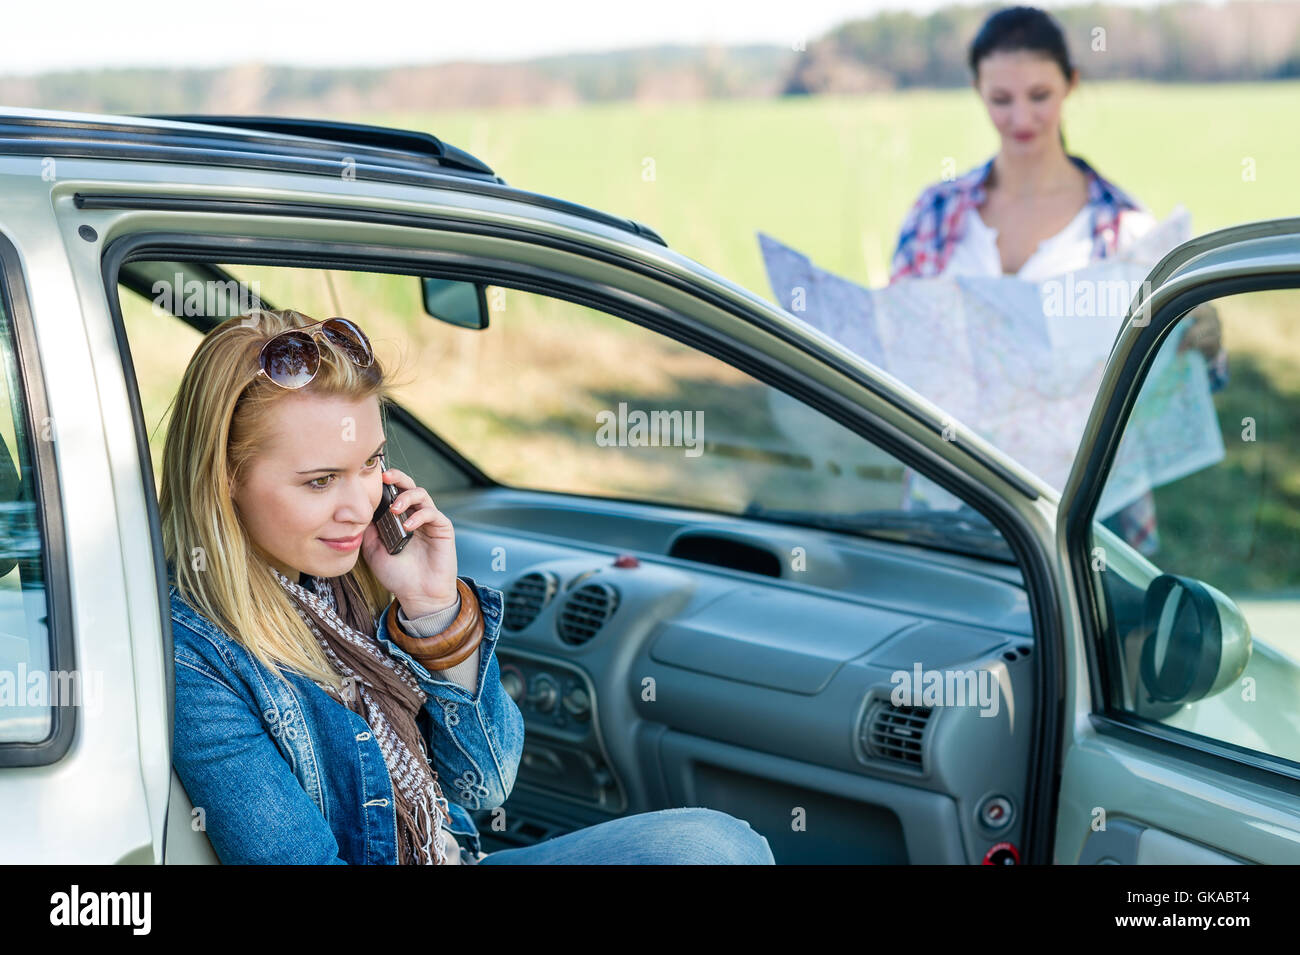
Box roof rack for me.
[0,111,667,247]
[138,114,496,178]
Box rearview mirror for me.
[1139,573,1251,706]
[421,277,488,330]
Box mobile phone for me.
[372,470,414,555]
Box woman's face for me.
[231,392,386,581]
[974,49,1076,155]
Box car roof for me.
[0,106,667,247]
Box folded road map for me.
[757,208,1224,519]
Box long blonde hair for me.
[160,308,398,689]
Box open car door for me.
[1053,217,1300,864]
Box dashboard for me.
[439,486,1036,865]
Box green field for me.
[118,83,1300,598]
[366,84,1300,595]
[363,81,1300,295]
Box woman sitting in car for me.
[163,306,774,865]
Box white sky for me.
[0,0,1203,75]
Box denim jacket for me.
[169,572,525,864]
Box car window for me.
[1089,288,1300,766]
[117,269,206,488]
[116,260,1013,563]
[0,288,52,744]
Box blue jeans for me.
[473,807,775,864]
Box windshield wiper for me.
[741,503,1014,562]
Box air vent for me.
[502,571,558,631]
[557,581,620,646]
[861,702,933,769]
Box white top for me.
[941,204,1156,282]
[903,200,1159,514]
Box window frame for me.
[1067,271,1300,792]
[0,230,77,766]
[100,223,1068,862]
[108,234,1030,558]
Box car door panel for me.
[1055,218,1300,864]
[1076,818,1247,864]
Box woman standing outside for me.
[165,307,775,865]
[888,4,1225,554]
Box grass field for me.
[364,83,1300,594]
[115,82,1300,597]
[362,80,1300,294]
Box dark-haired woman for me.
[889,4,1225,554]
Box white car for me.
[1,107,1298,864]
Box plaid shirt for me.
[889,154,1228,556]
[889,154,1142,282]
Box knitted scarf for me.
[272,567,454,865]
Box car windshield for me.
[121,262,1014,563]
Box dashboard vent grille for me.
[557,581,619,646]
[502,571,558,631]
[862,702,932,769]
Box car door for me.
[0,215,171,863]
[1054,217,1300,864]
[66,109,1224,864]
[80,179,1067,864]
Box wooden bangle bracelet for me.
[387,578,484,671]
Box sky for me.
[0,0,1201,75]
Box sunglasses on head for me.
[254,317,374,390]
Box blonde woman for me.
[163,307,774,865]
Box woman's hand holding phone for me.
[361,463,460,616]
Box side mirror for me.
[421,278,488,330]
[1139,573,1251,705]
